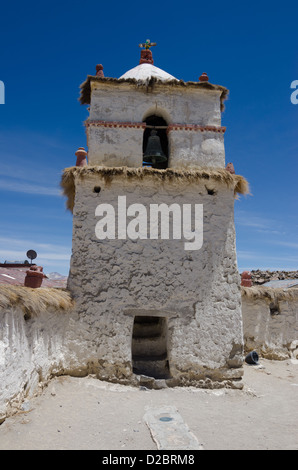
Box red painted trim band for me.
[86,121,226,133]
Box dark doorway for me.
[142,115,169,169]
[132,316,171,379]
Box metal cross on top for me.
[139,39,157,50]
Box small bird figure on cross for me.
[139,39,157,50]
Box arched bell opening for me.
[142,115,169,169]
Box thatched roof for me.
[60,165,249,213]
[241,285,298,302]
[0,285,74,319]
[79,76,229,111]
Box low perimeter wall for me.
[0,285,297,423]
[241,286,298,360]
[0,286,75,423]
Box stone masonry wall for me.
[251,270,298,285]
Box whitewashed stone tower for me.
[61,42,248,388]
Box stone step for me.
[134,316,161,324]
[132,322,162,338]
[132,354,170,379]
[132,336,167,357]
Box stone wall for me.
[250,270,298,285]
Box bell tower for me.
[81,40,228,170]
[62,42,248,389]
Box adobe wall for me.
[0,305,71,423]
[67,172,243,388]
[0,288,103,423]
[241,287,298,360]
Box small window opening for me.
[269,302,280,315]
[132,316,171,379]
[142,115,169,169]
[206,187,216,196]
[93,186,101,193]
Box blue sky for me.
[0,0,297,275]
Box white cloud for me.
[271,240,298,249]
[0,237,69,250]
[237,249,298,272]
[235,213,280,231]
[236,217,270,230]
[238,250,298,262]
[0,178,61,196]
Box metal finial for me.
[139,39,157,50]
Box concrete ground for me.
[0,359,297,450]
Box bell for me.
[143,130,167,165]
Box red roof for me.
[0,266,67,288]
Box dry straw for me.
[61,165,249,212]
[241,285,298,302]
[0,285,74,319]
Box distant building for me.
[0,263,67,288]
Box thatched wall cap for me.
[60,165,249,213]
[241,285,298,302]
[0,285,74,318]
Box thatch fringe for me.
[0,285,74,319]
[61,166,76,212]
[79,75,229,111]
[241,285,298,302]
[60,165,249,213]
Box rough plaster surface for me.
[67,174,243,387]
[88,126,144,168]
[168,130,225,169]
[89,83,222,126]
[0,307,71,422]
